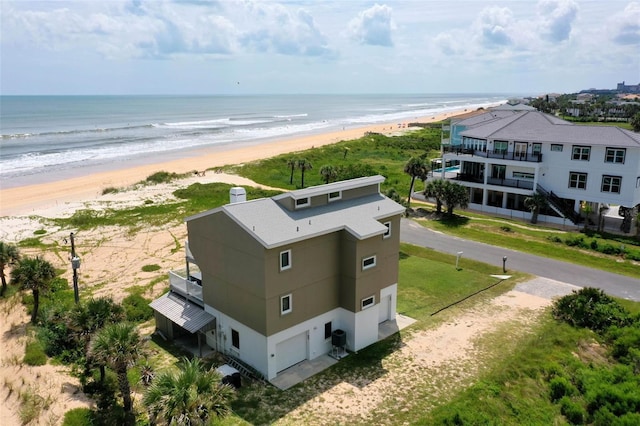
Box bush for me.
[24,340,47,366]
[145,171,180,184]
[565,235,587,248]
[62,408,94,426]
[552,287,631,332]
[549,376,575,401]
[607,326,640,361]
[141,264,161,273]
[123,294,153,322]
[560,397,586,425]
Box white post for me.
[456,251,463,270]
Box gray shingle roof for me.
[460,111,640,147]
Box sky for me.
[1,0,639,96]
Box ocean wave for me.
[160,117,273,129]
[1,124,153,139]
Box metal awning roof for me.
[149,292,215,333]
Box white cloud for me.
[347,4,395,47]
[609,2,640,45]
[537,0,579,42]
[477,6,515,47]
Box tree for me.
[319,164,338,184]
[441,181,469,216]
[297,159,312,188]
[89,322,143,416]
[631,112,640,132]
[143,357,234,425]
[0,241,20,297]
[581,202,593,232]
[286,158,297,184]
[423,179,446,214]
[524,192,548,224]
[11,255,55,323]
[404,157,427,207]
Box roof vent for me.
[229,187,246,204]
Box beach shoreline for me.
[0,108,478,217]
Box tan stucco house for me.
[150,175,405,380]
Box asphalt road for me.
[400,218,640,302]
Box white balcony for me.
[169,269,203,305]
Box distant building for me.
[617,81,640,94]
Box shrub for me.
[552,287,631,332]
[102,187,119,195]
[24,340,47,366]
[62,408,93,426]
[33,229,47,235]
[560,397,586,425]
[145,171,179,184]
[564,235,587,248]
[123,294,153,322]
[549,376,575,401]
[547,235,563,243]
[500,226,512,232]
[607,326,640,361]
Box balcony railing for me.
[453,174,534,190]
[169,270,203,305]
[443,146,542,163]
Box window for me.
[328,191,341,202]
[362,255,376,270]
[295,197,310,208]
[601,176,621,193]
[383,222,391,239]
[361,296,375,310]
[280,294,292,315]
[532,143,542,154]
[569,172,587,189]
[551,144,563,152]
[231,329,240,350]
[280,249,291,271]
[605,148,625,164]
[324,322,332,340]
[572,146,590,161]
[512,172,534,179]
[494,140,508,154]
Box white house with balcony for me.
[438,109,640,232]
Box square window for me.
[601,176,621,194]
[280,250,291,271]
[605,148,625,164]
[383,222,391,239]
[231,329,240,350]
[361,296,375,310]
[295,197,310,208]
[281,294,292,315]
[551,144,563,152]
[362,255,376,270]
[328,191,341,202]
[324,322,332,339]
[569,172,587,189]
[572,146,590,161]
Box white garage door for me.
[378,295,390,323]
[276,331,307,373]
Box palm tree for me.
[286,158,297,185]
[297,159,313,188]
[11,255,55,323]
[0,241,20,297]
[423,179,446,214]
[441,181,469,216]
[319,164,337,184]
[524,192,548,224]
[404,157,427,207]
[89,322,143,415]
[144,357,234,424]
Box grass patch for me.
[24,339,48,366]
[141,264,161,273]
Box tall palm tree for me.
[524,192,548,224]
[11,255,55,323]
[404,157,427,207]
[442,181,469,216]
[89,322,143,415]
[144,357,234,425]
[297,159,313,188]
[319,164,337,184]
[0,241,20,297]
[286,158,297,185]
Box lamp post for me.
[502,256,508,273]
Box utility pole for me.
[70,232,80,304]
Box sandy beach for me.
[0,110,469,217]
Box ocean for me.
[0,94,511,188]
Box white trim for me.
[362,255,377,270]
[280,249,292,271]
[328,191,342,202]
[361,295,375,310]
[281,294,292,315]
[294,197,310,209]
[382,222,391,239]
